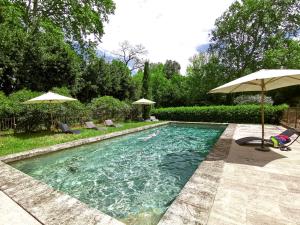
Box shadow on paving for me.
[225,141,287,167]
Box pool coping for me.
[0,121,235,225]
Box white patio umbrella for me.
[132,98,156,120]
[24,91,77,104]
[209,69,300,151]
[132,98,156,105]
[23,91,77,127]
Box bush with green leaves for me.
[151,105,288,124]
[89,96,131,122]
[233,94,273,105]
[0,88,89,132]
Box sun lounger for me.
[58,122,80,134]
[85,121,106,130]
[235,137,272,146]
[104,119,122,127]
[150,116,159,122]
[236,128,299,150]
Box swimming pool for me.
[11,123,226,225]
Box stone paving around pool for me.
[1,123,300,225]
[207,124,300,225]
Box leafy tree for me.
[17,30,82,92]
[150,63,187,107]
[109,60,135,100]
[142,61,150,98]
[133,62,188,107]
[0,0,27,94]
[262,39,300,106]
[0,1,83,94]
[186,53,225,105]
[163,60,181,79]
[262,39,300,70]
[76,57,111,102]
[210,0,300,82]
[89,96,131,121]
[76,58,135,103]
[142,61,150,118]
[114,40,148,72]
[10,0,115,48]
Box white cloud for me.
[100,0,235,74]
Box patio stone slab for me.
[207,124,300,225]
[0,191,42,225]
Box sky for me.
[99,0,236,74]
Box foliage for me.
[233,94,273,105]
[11,0,115,49]
[17,31,82,92]
[0,0,83,95]
[210,0,300,82]
[163,60,181,79]
[262,39,300,106]
[142,61,150,98]
[133,62,188,107]
[76,58,136,103]
[0,0,27,94]
[0,88,88,132]
[186,53,226,105]
[142,61,150,118]
[151,105,288,124]
[89,96,131,122]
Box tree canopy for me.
[10,0,115,47]
[210,0,300,81]
[1,0,300,110]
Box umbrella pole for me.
[256,80,270,151]
[261,90,265,148]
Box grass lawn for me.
[0,121,160,157]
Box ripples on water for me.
[11,123,226,225]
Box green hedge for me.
[151,105,288,124]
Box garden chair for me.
[104,119,122,128]
[236,128,299,150]
[150,116,159,121]
[58,122,80,134]
[85,121,106,130]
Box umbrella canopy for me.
[209,69,300,151]
[24,91,77,104]
[209,69,300,93]
[132,98,156,105]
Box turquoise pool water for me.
[11,123,226,225]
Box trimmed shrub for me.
[151,105,288,124]
[89,96,131,122]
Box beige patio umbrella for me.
[132,98,156,119]
[24,91,77,104]
[209,69,300,151]
[23,91,77,127]
[132,98,156,105]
